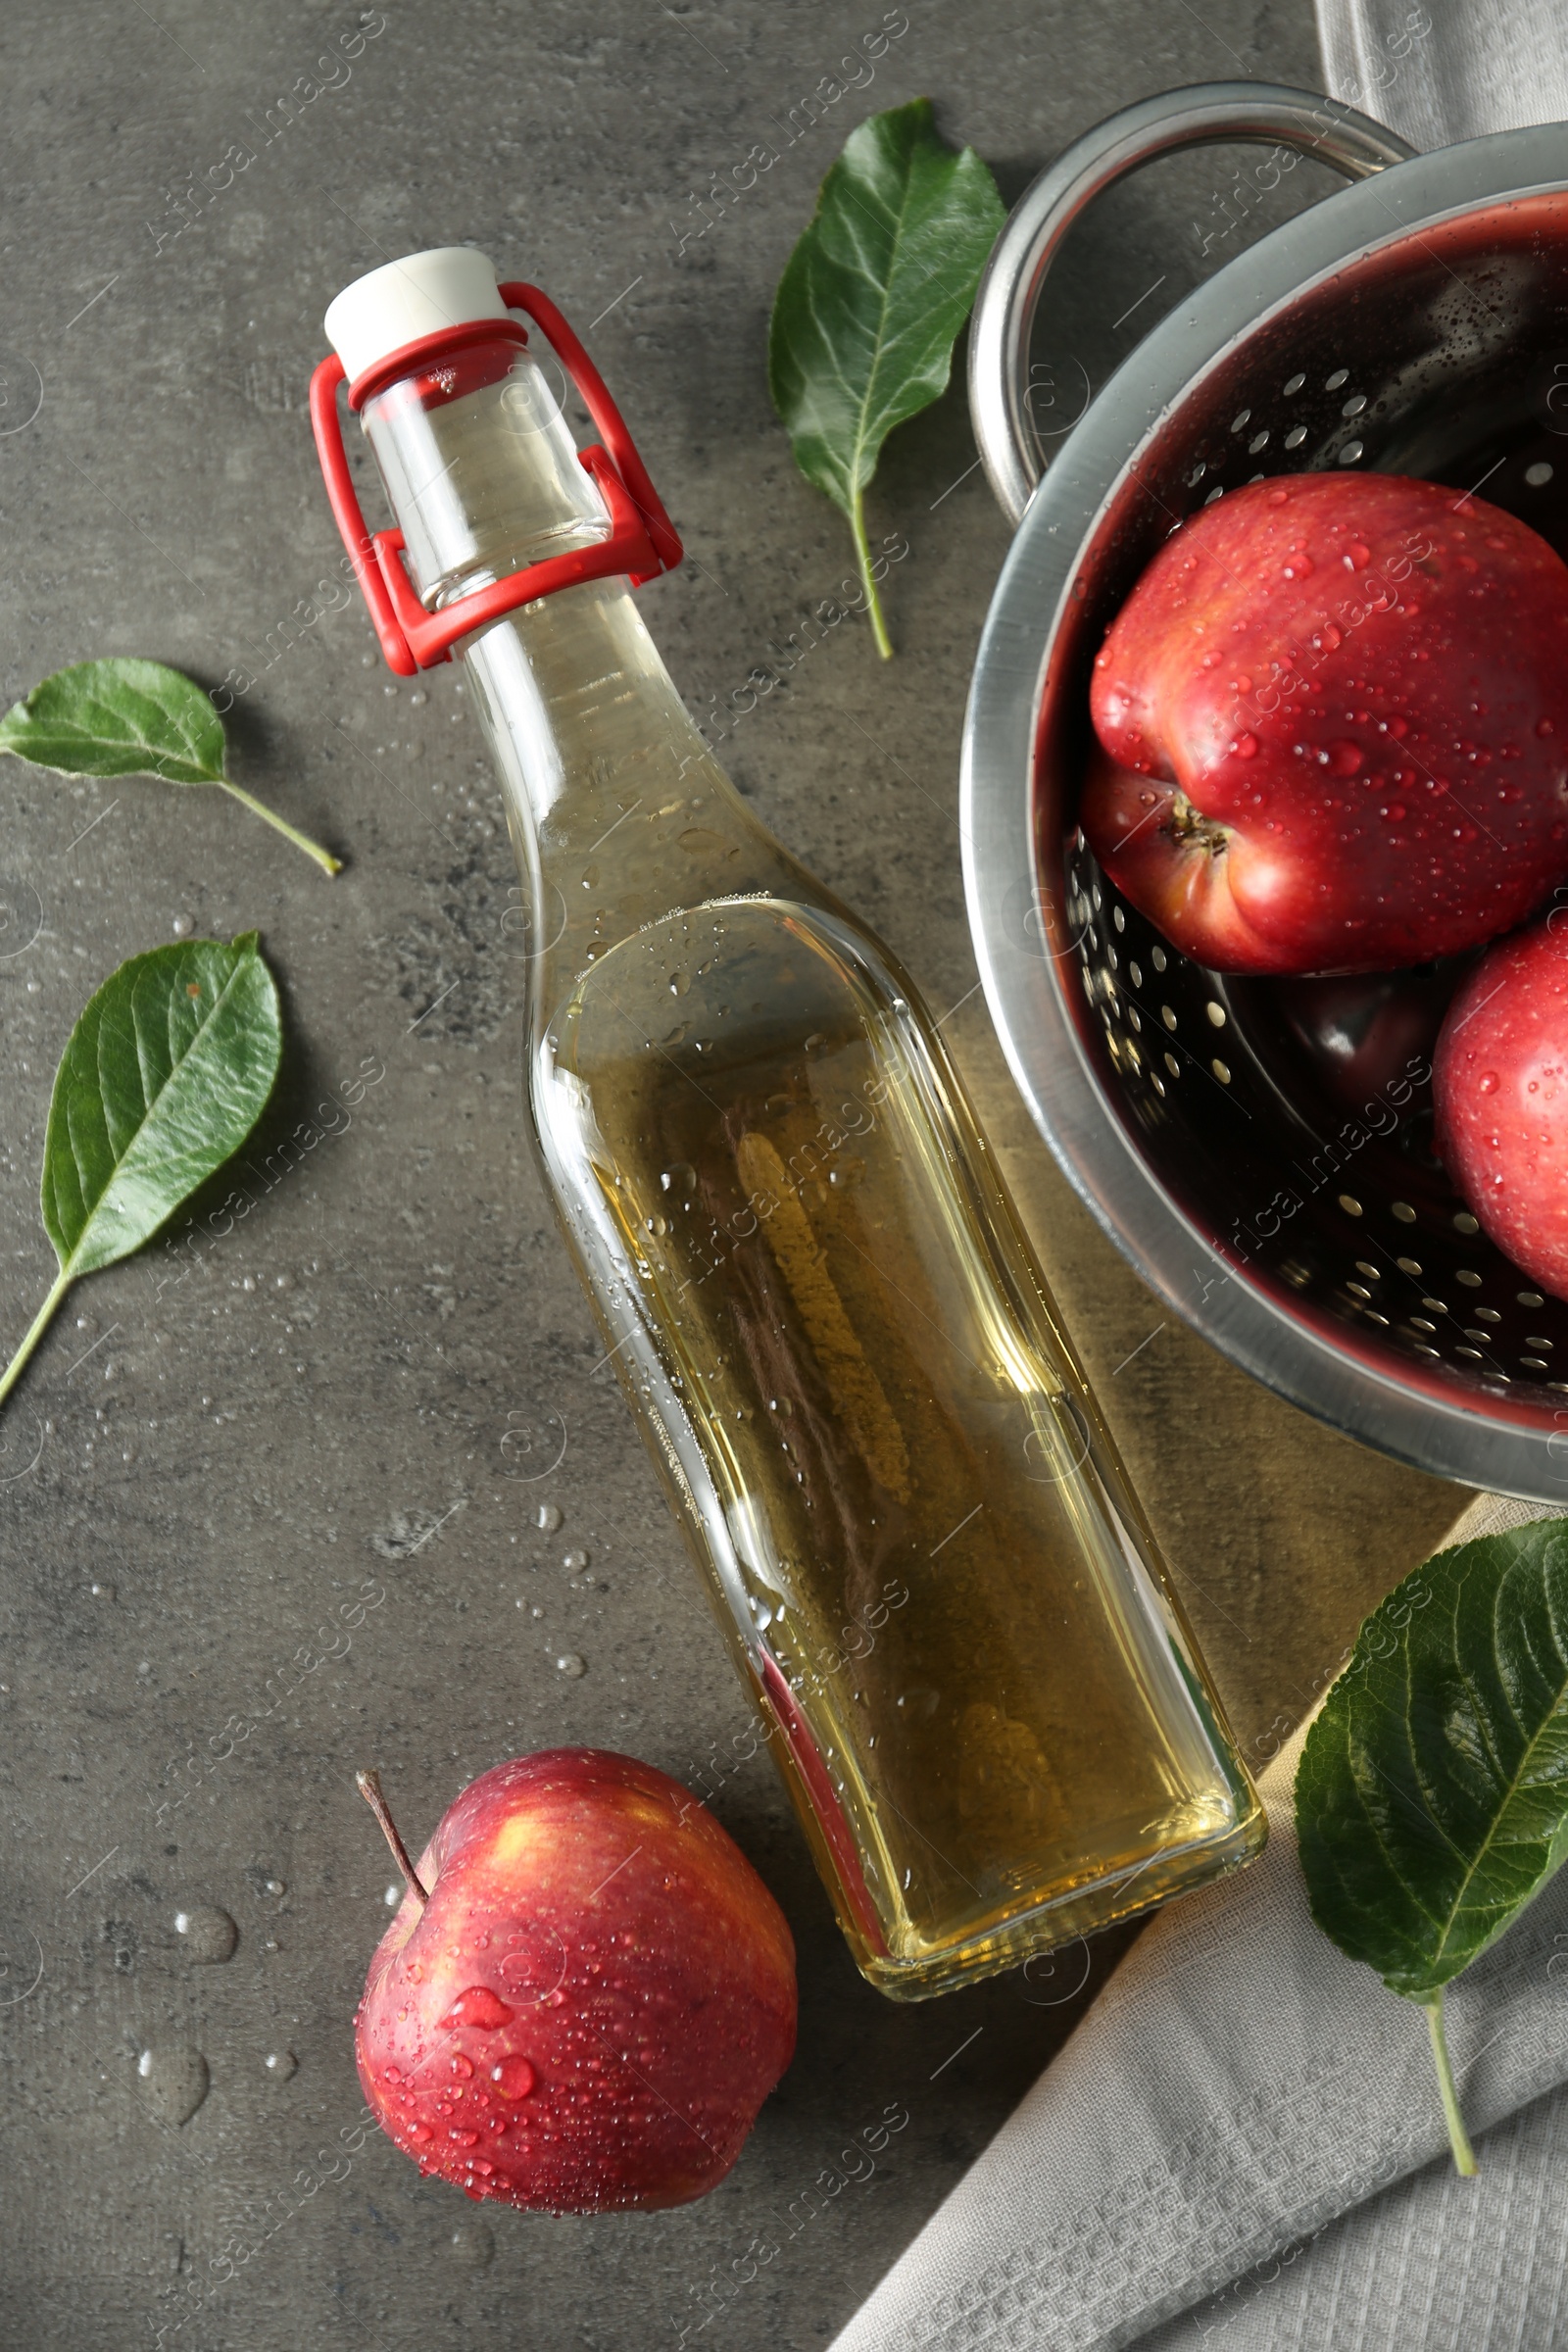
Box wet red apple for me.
[1084,473,1568,973]
[1434,915,1568,1300]
[354,1751,796,2212]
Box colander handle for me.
[969,80,1417,526]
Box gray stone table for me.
[0,3,1464,2345]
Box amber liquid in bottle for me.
[351,311,1264,1996]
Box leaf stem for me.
[1420,1989,1479,2175]
[0,1267,73,1415]
[850,491,894,662]
[218,779,342,876]
[357,1769,428,1906]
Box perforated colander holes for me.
[1214,368,1372,483]
[1343,1253,1563,1384]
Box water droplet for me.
[556,1652,587,1678]
[1539,717,1556,738]
[450,2127,479,2148]
[660,1162,696,1199]
[804,1032,827,1055]
[490,2053,537,2099]
[1479,1071,1499,1094]
[562,1547,588,1572]
[409,2121,434,2144]
[534,1501,563,1533]
[173,1905,238,1963]
[448,2219,495,2267]
[439,1985,515,2032]
[669,969,691,996]
[451,2052,474,2080]
[136,2042,210,2126]
[171,916,192,937]
[384,1883,402,1907]
[261,1877,285,1898]
[264,2049,297,2082]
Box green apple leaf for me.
[768,97,1004,658]
[1296,1514,1568,2175]
[0,655,227,784]
[0,935,283,1410]
[0,657,340,873]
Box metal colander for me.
[962,82,1568,1501]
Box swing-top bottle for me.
[313,248,1264,1997]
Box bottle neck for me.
[359,335,806,990]
[467,583,804,976]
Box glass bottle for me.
[317,251,1265,1998]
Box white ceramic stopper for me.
[323,246,510,384]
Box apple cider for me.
[320,251,1265,1995]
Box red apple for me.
[1434,915,1568,1300]
[1084,473,1568,973]
[354,1751,796,2212]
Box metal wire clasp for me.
[309,280,683,676]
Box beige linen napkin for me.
[1313,0,1568,151]
[831,1496,1568,2351]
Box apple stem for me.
[356,1768,428,1906]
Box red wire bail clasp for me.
[310,281,684,676]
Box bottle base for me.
[847,1801,1269,2001]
